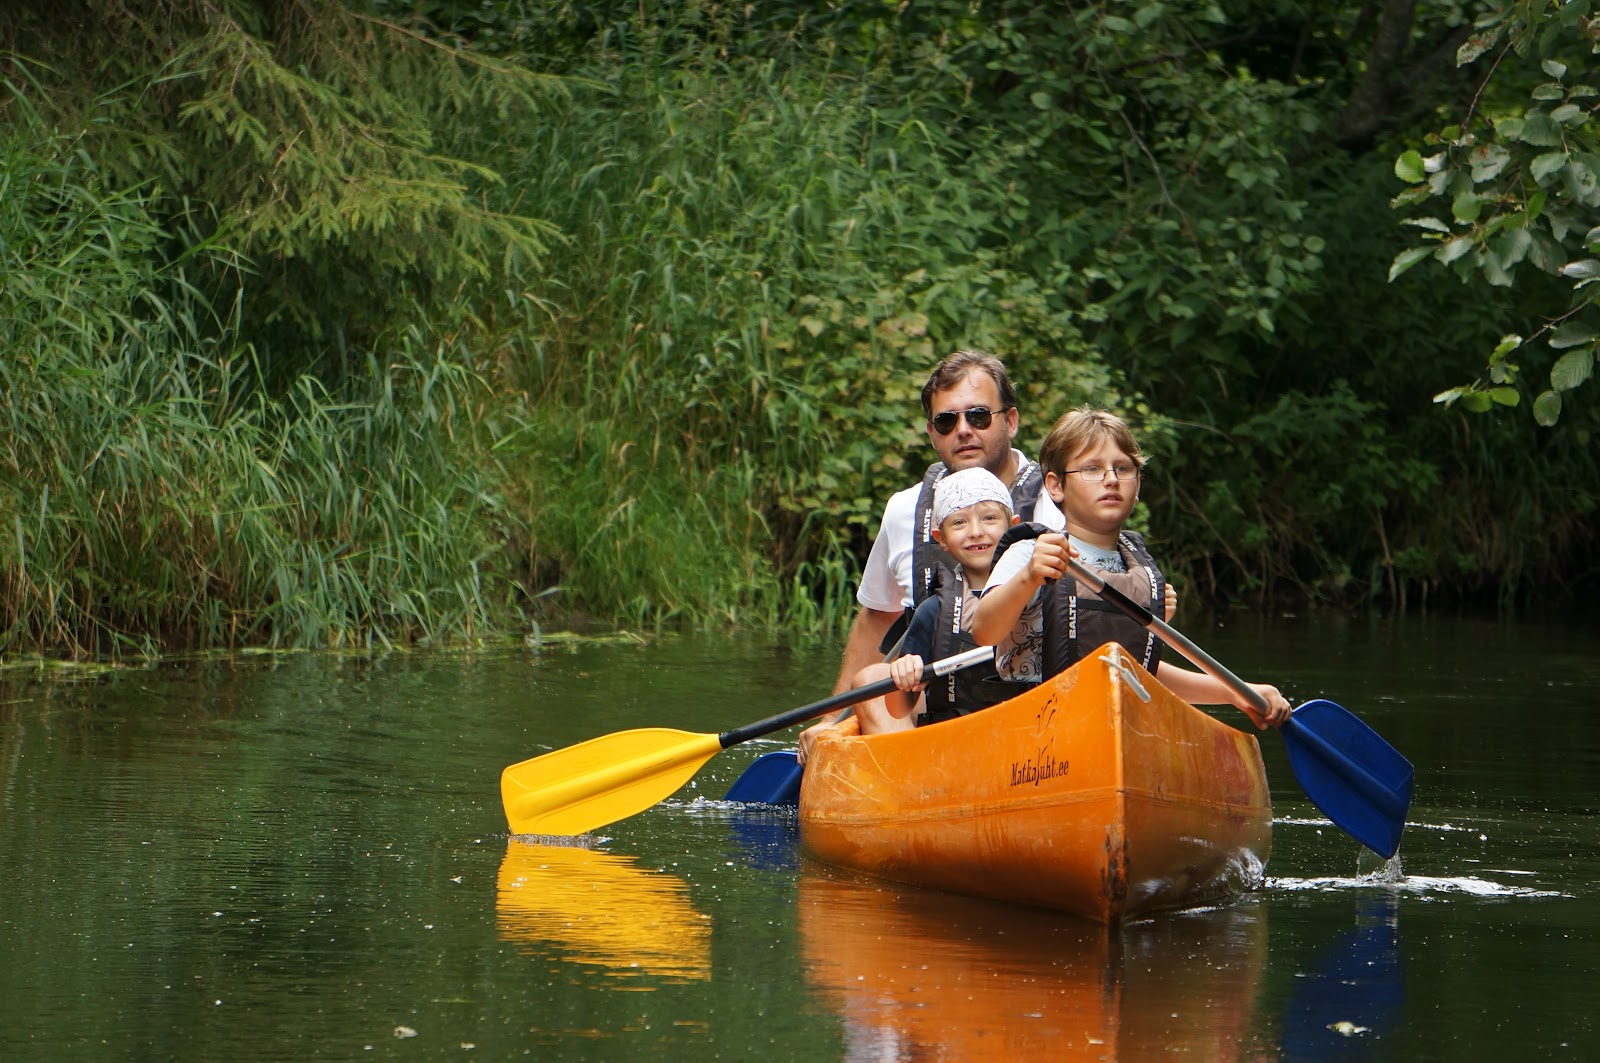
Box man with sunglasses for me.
[798,350,1063,762]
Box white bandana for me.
[933,468,1013,526]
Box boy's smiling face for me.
[1045,438,1141,547]
[932,500,1014,576]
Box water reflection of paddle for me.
[797,869,1267,1061]
[496,839,711,982]
[1280,892,1403,1060]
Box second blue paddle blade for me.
[1281,699,1414,859]
[724,750,803,806]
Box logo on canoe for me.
[1010,750,1068,788]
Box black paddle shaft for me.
[1067,559,1271,717]
[716,646,995,749]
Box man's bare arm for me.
[833,605,900,693]
[797,606,900,764]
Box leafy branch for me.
[1390,1,1600,425]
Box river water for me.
[1,615,1595,1060]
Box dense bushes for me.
[2,2,1595,657]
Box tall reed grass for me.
[1,110,504,655]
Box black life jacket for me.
[909,457,1044,607]
[990,523,1166,680]
[917,566,1027,726]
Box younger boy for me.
[848,467,1023,736]
[971,407,1291,729]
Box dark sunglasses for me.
[930,406,1008,435]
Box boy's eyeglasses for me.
[1062,463,1140,483]
[930,406,1007,435]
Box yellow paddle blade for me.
[500,727,725,836]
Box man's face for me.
[926,370,1019,478]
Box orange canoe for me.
[799,641,1272,923]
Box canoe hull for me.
[798,643,1272,923]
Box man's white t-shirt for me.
[855,450,1065,611]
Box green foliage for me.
[1392,0,1600,424]
[4,0,1599,654]
[0,106,504,655]
[483,18,1129,623]
[493,411,782,631]
[1,0,569,355]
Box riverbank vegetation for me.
[2,1,1596,656]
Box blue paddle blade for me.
[1281,699,1414,859]
[723,750,803,806]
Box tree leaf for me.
[1532,82,1567,101]
[1452,192,1483,222]
[1391,185,1433,207]
[1561,259,1600,279]
[1438,236,1474,264]
[1480,250,1513,286]
[1534,389,1563,425]
[1388,246,1433,281]
[1541,59,1569,80]
[1488,386,1521,406]
[1518,114,1562,147]
[1469,144,1511,182]
[1549,321,1598,349]
[1457,28,1503,65]
[1494,227,1533,268]
[1403,217,1451,232]
[1551,103,1585,124]
[1133,2,1165,28]
[1530,232,1566,272]
[1490,333,1524,363]
[1531,151,1569,182]
[1550,348,1595,390]
[1394,150,1427,183]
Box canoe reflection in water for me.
[798,868,1267,1061]
[496,838,711,982]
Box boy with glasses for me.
[972,406,1291,729]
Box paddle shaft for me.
[718,645,994,748]
[1073,558,1414,857]
[1066,558,1271,717]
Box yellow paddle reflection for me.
[798,870,1267,1060]
[496,839,711,983]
